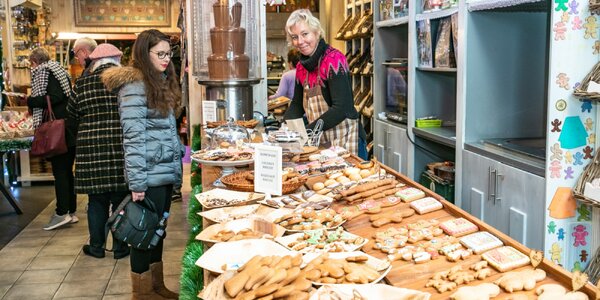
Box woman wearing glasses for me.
[103,29,181,299]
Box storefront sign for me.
[254,144,282,196]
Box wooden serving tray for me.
[335,157,598,299]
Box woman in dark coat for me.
[67,43,130,259]
[27,47,77,230]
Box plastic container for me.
[419,171,454,203]
[415,119,442,128]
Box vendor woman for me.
[283,9,367,159]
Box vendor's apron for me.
[302,76,359,155]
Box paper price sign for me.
[254,144,283,196]
[202,101,218,123]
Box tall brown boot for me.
[130,270,165,300]
[150,262,179,299]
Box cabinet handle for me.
[488,167,494,201]
[386,130,391,150]
[494,172,503,205]
[489,168,497,202]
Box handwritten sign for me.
[254,144,283,196]
[202,101,218,123]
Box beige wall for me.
[45,0,180,34]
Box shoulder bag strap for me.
[45,95,56,122]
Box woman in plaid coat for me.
[67,44,130,260]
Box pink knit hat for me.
[89,43,123,60]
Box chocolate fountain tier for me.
[213,1,242,28]
[208,53,249,80]
[210,27,246,55]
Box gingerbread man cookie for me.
[550,143,563,161]
[550,242,562,263]
[584,117,593,131]
[589,133,596,145]
[555,0,569,11]
[572,224,588,247]
[584,16,598,39]
[556,73,570,89]
[551,119,562,132]
[574,152,584,165]
[573,16,583,30]
[565,151,573,164]
[549,160,562,178]
[554,21,567,40]
[582,146,593,159]
[568,0,579,14]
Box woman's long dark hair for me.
[132,29,181,116]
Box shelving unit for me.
[341,0,374,146]
[372,0,410,175]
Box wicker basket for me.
[591,0,600,15]
[221,171,307,194]
[573,60,600,100]
[573,149,600,207]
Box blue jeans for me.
[358,137,368,160]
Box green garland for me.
[180,123,207,299]
[192,123,202,152]
[0,138,32,152]
[179,241,205,300]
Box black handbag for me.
[106,195,160,250]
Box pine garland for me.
[179,241,204,300]
[179,184,206,299]
[180,123,206,298]
[0,138,32,152]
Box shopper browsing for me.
[67,43,130,260]
[269,48,301,100]
[283,9,367,159]
[102,29,181,300]
[27,47,78,230]
[72,37,98,77]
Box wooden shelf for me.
[416,7,458,21]
[417,67,457,72]
[412,126,456,148]
[375,16,409,28]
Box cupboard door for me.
[374,120,388,165]
[388,125,408,174]
[496,163,545,250]
[461,150,496,226]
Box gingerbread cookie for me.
[536,284,588,300]
[450,283,500,300]
[494,269,547,292]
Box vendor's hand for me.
[132,191,145,202]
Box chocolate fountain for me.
[198,0,261,121]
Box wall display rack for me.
[370,0,598,270]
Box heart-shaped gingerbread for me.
[529,249,544,269]
[571,270,588,292]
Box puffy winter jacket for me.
[102,66,182,192]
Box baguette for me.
[344,181,397,202]
[339,178,394,198]
[245,266,270,291]
[263,268,287,286]
[224,271,250,298]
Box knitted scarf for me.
[30,61,72,127]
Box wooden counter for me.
[200,158,598,299]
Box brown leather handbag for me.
[31,96,67,158]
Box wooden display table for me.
[198,157,598,299]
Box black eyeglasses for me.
[150,50,173,59]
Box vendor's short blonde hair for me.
[285,9,325,44]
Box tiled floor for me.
[0,164,191,300]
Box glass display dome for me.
[210,118,251,149]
